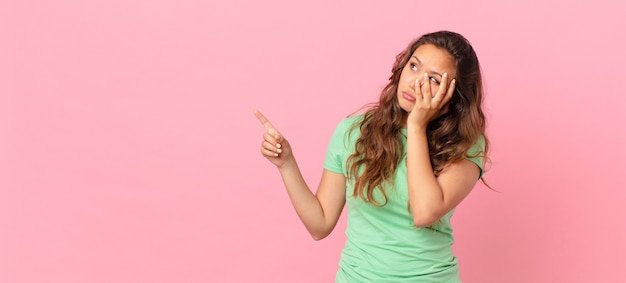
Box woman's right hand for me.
[254,110,293,168]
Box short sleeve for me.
[323,117,355,174]
[465,135,486,179]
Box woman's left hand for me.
[407,72,456,130]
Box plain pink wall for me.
[2,0,625,282]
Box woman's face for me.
[396,43,457,113]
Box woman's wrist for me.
[406,123,428,135]
[277,155,298,172]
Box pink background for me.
[2,0,625,282]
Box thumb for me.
[269,129,283,142]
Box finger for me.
[414,78,424,101]
[254,109,277,132]
[421,73,432,104]
[261,146,280,157]
[264,132,283,149]
[442,79,456,106]
[263,132,277,145]
[432,72,449,105]
[262,140,281,154]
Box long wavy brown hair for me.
[347,31,490,206]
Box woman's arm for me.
[255,110,346,240]
[405,74,480,227]
[405,129,480,227]
[278,162,346,240]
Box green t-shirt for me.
[324,115,484,283]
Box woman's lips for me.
[402,91,416,102]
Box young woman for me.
[255,31,489,282]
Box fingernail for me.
[443,72,447,78]
[274,153,279,157]
[277,148,282,153]
[276,143,281,148]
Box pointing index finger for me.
[254,109,276,131]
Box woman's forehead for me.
[411,44,456,75]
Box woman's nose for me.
[409,74,424,89]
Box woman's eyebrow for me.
[411,56,443,78]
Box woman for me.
[255,30,489,282]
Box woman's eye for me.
[430,77,440,85]
[410,63,418,71]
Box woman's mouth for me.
[402,91,416,102]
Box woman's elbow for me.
[310,231,330,241]
[308,227,333,241]
[412,214,440,228]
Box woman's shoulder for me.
[327,114,365,146]
[337,114,365,129]
[468,134,486,154]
